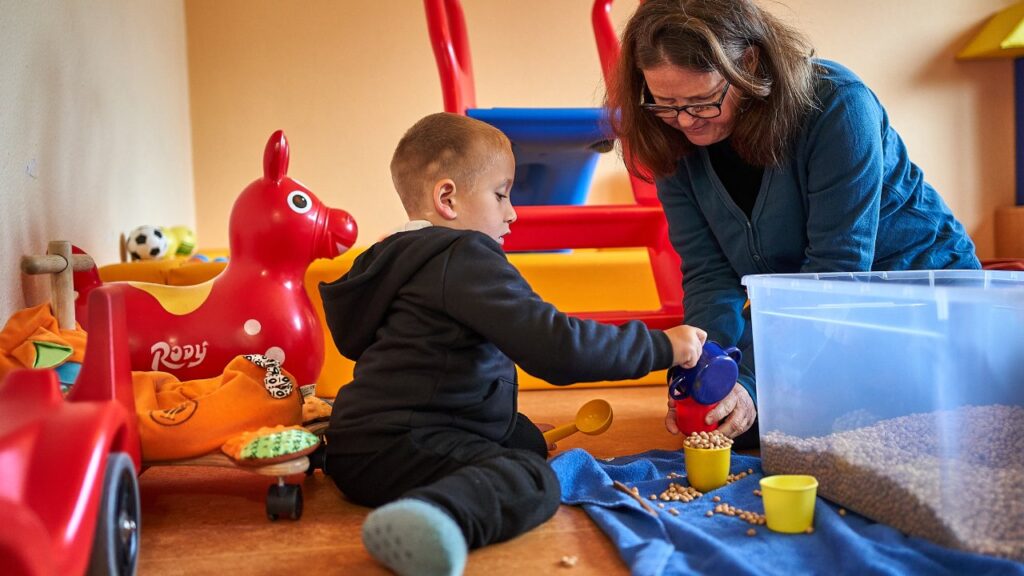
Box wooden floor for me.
[138,385,707,575]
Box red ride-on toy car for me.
[0,285,141,576]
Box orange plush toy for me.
[133,354,304,461]
[0,303,87,391]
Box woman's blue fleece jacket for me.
[657,59,980,402]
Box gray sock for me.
[362,499,468,576]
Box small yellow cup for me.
[683,445,730,492]
[759,475,819,533]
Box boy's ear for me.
[432,179,458,221]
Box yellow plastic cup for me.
[759,475,819,533]
[683,446,730,492]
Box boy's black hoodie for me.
[319,226,674,454]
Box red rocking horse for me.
[75,131,358,390]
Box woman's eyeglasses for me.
[641,81,731,119]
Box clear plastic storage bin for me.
[743,270,1024,560]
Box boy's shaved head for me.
[391,113,511,214]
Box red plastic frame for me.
[424,0,476,114]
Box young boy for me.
[319,112,706,576]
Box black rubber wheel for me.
[266,483,303,521]
[86,452,140,576]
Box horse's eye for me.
[287,191,313,214]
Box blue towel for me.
[550,448,1024,576]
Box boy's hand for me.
[663,325,707,368]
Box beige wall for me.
[186,0,1016,259]
[0,0,194,321]
[780,0,1016,258]
[184,0,640,250]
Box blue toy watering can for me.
[667,341,741,434]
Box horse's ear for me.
[263,130,289,180]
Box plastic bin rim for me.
[741,270,1024,302]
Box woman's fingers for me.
[704,387,738,424]
[665,399,679,435]
[703,384,756,437]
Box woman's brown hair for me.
[608,0,817,178]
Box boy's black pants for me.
[325,413,560,549]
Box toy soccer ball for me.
[126,225,169,261]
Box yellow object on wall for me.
[100,248,668,396]
[957,2,1024,59]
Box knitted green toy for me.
[221,425,320,466]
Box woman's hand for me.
[705,384,756,437]
[663,383,756,438]
[664,398,681,435]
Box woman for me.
[608,0,980,445]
